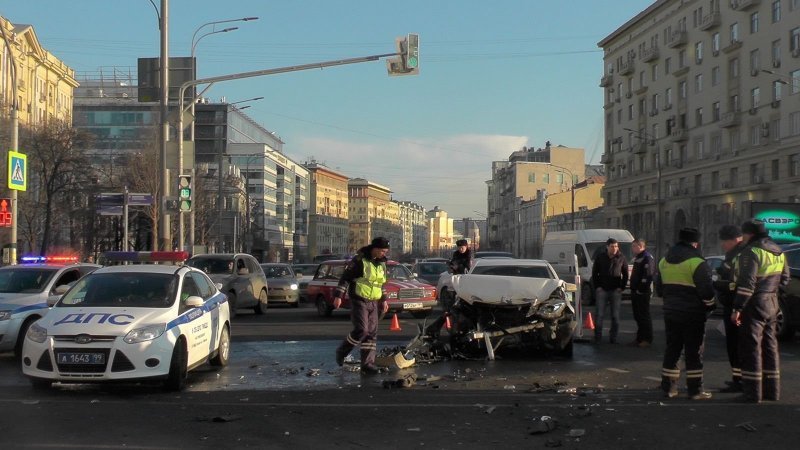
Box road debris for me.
[529,415,558,434]
[382,374,417,389]
[736,422,757,432]
[306,368,321,377]
[568,429,586,437]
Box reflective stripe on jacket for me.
[733,237,790,310]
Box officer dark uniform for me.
[732,220,790,402]
[655,227,715,400]
[333,237,391,374]
[713,225,746,392]
[449,239,473,275]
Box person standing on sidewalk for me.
[333,237,391,374]
[591,238,629,344]
[628,238,654,348]
[654,227,716,400]
[713,225,746,392]
[731,220,790,403]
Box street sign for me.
[7,151,27,191]
[0,198,11,227]
[128,193,154,206]
[95,192,153,215]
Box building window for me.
[528,173,536,182]
[731,23,739,42]
[628,104,634,120]
[730,167,739,187]
[711,171,720,191]
[664,57,672,74]
[772,159,780,180]
[712,32,720,54]
[712,135,722,155]
[773,80,783,101]
[652,64,659,82]
[773,1,782,22]
[711,66,720,86]
[730,128,741,151]
[790,153,800,177]
[751,87,760,108]
[791,27,800,52]
[730,58,740,79]
[695,41,703,63]
[679,49,687,68]
[696,107,703,126]
[750,124,761,146]
[772,40,781,67]
[791,69,800,94]
[713,101,721,121]
[652,93,660,111]
[790,111,800,135]
[556,173,564,184]
[680,80,687,99]
[695,73,703,93]
[750,12,759,34]
[750,49,760,73]
[771,118,781,140]
[696,140,705,160]
[793,0,800,11]
[543,173,550,183]
[731,94,740,112]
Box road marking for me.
[643,376,661,382]
[607,367,630,373]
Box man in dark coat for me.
[449,239,472,275]
[713,225,746,392]
[592,238,629,343]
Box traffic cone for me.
[444,314,452,330]
[390,313,402,332]
[583,312,595,330]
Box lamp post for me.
[158,0,170,251]
[548,164,577,231]
[0,23,19,264]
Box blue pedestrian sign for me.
[8,150,27,191]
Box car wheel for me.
[411,310,430,319]
[164,338,188,391]
[254,289,268,315]
[316,295,333,317]
[581,283,594,306]
[210,326,230,367]
[776,297,795,341]
[29,377,51,390]
[557,338,574,358]
[14,317,38,359]
[227,292,238,318]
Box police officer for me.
[629,238,654,347]
[731,220,790,402]
[655,227,715,400]
[713,225,746,392]
[449,239,473,275]
[333,237,391,374]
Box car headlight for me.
[27,322,47,343]
[536,287,568,319]
[424,289,435,298]
[290,283,298,290]
[385,291,398,299]
[123,323,166,344]
[0,310,11,321]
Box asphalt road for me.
[1,300,799,449]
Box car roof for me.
[92,264,186,275]
[261,263,290,267]
[473,258,550,267]
[0,263,98,271]
[781,243,800,251]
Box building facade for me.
[599,0,800,255]
[347,178,401,251]
[305,161,349,260]
[396,200,427,256]
[426,206,455,256]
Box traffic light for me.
[178,175,192,212]
[387,33,420,76]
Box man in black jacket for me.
[449,239,472,275]
[592,238,629,343]
[629,238,654,347]
[333,237,391,374]
[655,227,715,400]
[713,225,745,392]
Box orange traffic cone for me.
[444,314,452,330]
[583,312,595,330]
[390,313,402,332]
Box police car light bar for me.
[21,255,80,264]
[102,251,189,263]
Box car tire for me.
[227,292,238,318]
[165,338,188,391]
[210,326,230,367]
[776,297,795,341]
[14,316,38,360]
[316,295,333,317]
[29,377,51,390]
[254,289,268,315]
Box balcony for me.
[641,46,659,63]
[670,128,689,142]
[600,73,613,87]
[672,66,690,77]
[600,153,612,164]
[667,30,688,49]
[633,143,648,154]
[699,11,721,30]
[730,0,761,11]
[722,39,743,54]
[719,111,741,128]
[635,85,649,95]
[619,59,635,76]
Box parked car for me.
[0,260,100,357]
[21,262,230,390]
[436,250,515,306]
[306,259,437,318]
[412,260,449,286]
[186,253,268,317]
[260,263,300,307]
[778,243,800,340]
[292,264,319,302]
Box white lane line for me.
[607,367,630,374]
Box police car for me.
[0,256,100,357]
[21,252,230,391]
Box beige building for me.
[486,143,587,251]
[305,161,349,259]
[396,200,427,256]
[1,15,77,126]
[598,0,800,255]
[347,178,402,251]
[426,206,455,256]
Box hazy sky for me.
[3,0,653,218]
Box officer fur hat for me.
[456,239,468,247]
[678,227,701,243]
[371,237,390,249]
[741,219,768,237]
[718,225,742,241]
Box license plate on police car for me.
[403,302,423,310]
[57,352,105,365]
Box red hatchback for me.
[306,259,437,318]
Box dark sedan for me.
[778,243,800,340]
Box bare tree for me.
[120,133,161,251]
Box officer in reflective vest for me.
[731,220,790,403]
[713,225,746,392]
[333,237,391,374]
[654,227,715,400]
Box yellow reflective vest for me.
[354,261,387,301]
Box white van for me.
[542,229,635,304]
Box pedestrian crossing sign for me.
[8,150,27,191]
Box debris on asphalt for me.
[503,385,516,390]
[21,400,39,405]
[484,406,496,414]
[196,414,242,423]
[568,429,586,437]
[544,438,563,447]
[407,428,421,432]
[529,416,558,435]
[382,374,417,389]
[306,368,321,377]
[736,422,757,432]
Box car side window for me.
[314,264,328,280]
[190,272,214,299]
[329,265,345,280]
[54,269,81,291]
[244,257,260,275]
[180,276,202,313]
[575,245,588,267]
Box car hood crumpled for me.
[453,274,562,306]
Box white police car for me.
[0,257,100,357]
[21,252,230,390]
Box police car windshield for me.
[186,257,233,275]
[57,273,178,308]
[0,268,58,293]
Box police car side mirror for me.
[214,282,223,290]
[47,295,61,307]
[54,284,70,295]
[184,296,204,308]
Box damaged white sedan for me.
[421,259,577,360]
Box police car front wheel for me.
[210,326,230,367]
[165,339,188,391]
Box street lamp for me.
[548,164,577,231]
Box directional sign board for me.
[96,193,153,215]
[0,198,11,227]
[8,151,26,191]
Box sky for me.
[2,0,654,218]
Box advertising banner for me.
[751,202,800,244]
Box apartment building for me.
[426,206,455,256]
[396,200,427,256]
[599,0,800,255]
[305,161,349,259]
[347,178,401,251]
